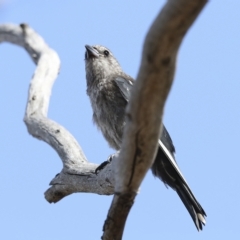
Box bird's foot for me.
[95,154,114,174]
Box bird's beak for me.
[85,45,99,59]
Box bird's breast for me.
[88,82,127,150]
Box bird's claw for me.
[95,155,113,174]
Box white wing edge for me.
[158,139,189,185]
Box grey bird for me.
[84,44,206,230]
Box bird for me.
[84,44,206,230]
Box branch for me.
[0,23,115,202]
[101,0,207,239]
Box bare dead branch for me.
[101,0,208,239]
[0,23,115,203]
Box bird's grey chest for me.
[88,80,126,149]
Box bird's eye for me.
[103,50,109,56]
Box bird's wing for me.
[114,76,188,185]
[114,76,133,102]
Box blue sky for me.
[0,1,239,239]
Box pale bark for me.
[0,23,115,203]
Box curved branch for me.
[102,0,207,239]
[0,23,115,203]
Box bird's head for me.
[84,45,122,85]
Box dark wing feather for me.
[114,76,184,182]
[114,76,133,102]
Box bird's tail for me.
[175,181,206,230]
[152,138,207,230]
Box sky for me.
[0,1,240,239]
